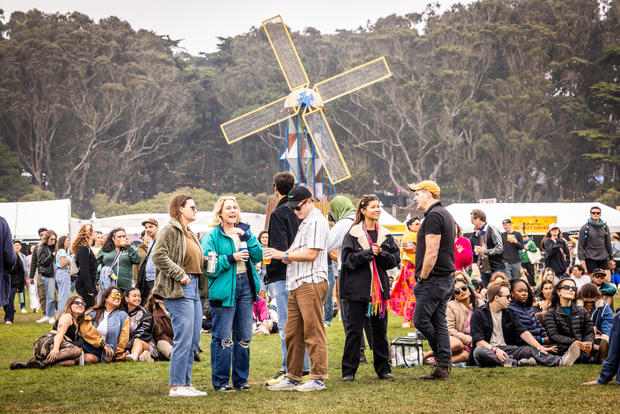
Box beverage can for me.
[239,242,248,261]
[207,251,217,274]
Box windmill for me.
[220,15,391,196]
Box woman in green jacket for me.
[152,194,208,397]
[97,228,142,292]
[203,196,262,392]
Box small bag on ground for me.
[390,336,424,367]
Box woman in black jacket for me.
[544,277,595,364]
[541,224,569,278]
[122,287,157,362]
[37,230,57,324]
[340,195,400,381]
[72,224,98,309]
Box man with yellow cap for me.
[408,180,456,380]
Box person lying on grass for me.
[82,286,130,364]
[10,296,104,369]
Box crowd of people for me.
[1,173,620,396]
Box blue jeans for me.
[267,280,310,372]
[210,273,254,388]
[42,276,56,318]
[56,268,72,314]
[597,311,620,385]
[164,274,202,387]
[323,263,335,323]
[3,287,17,322]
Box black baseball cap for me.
[284,186,313,209]
[591,268,606,277]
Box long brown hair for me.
[61,295,86,324]
[55,235,69,254]
[353,194,380,225]
[89,286,122,324]
[540,228,563,250]
[42,230,57,246]
[72,223,93,254]
[169,194,193,234]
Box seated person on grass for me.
[82,286,130,364]
[532,279,554,324]
[583,309,620,386]
[544,278,596,364]
[534,267,557,297]
[590,268,617,308]
[470,280,576,368]
[508,279,550,346]
[577,283,614,363]
[10,296,103,369]
[146,294,174,360]
[122,287,157,363]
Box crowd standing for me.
[2,175,620,394]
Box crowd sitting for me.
[2,176,620,395]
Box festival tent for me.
[0,199,72,241]
[379,208,406,236]
[79,211,267,242]
[445,202,620,234]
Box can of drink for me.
[239,242,248,261]
[207,251,217,274]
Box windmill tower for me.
[220,15,392,196]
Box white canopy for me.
[0,199,72,241]
[445,202,620,234]
[379,207,406,235]
[76,211,267,242]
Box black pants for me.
[473,345,561,367]
[522,262,535,286]
[413,275,454,367]
[140,280,154,306]
[340,299,373,351]
[75,280,95,309]
[342,301,389,378]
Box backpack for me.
[97,250,122,302]
[68,254,79,277]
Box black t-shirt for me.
[415,201,456,277]
[366,229,378,244]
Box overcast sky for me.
[1,1,469,55]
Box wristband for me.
[537,345,543,351]
[490,345,495,353]
[284,252,289,260]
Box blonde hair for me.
[71,224,93,254]
[211,196,241,227]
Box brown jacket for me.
[79,313,130,359]
[446,298,484,346]
[151,219,208,300]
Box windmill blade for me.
[262,15,309,91]
[313,57,392,103]
[303,109,351,184]
[220,97,298,144]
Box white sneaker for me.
[267,377,299,391]
[141,350,154,363]
[20,309,27,314]
[48,317,55,325]
[126,353,139,362]
[36,316,49,323]
[186,386,207,396]
[560,342,581,367]
[295,379,326,392]
[169,387,197,397]
[5,321,12,324]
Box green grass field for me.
[1,303,619,413]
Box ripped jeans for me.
[210,272,254,389]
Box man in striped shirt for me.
[264,186,329,392]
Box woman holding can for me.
[152,194,209,397]
[203,196,263,392]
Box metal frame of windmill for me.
[220,15,392,197]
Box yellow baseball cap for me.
[408,180,440,197]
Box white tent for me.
[78,211,267,242]
[379,208,406,235]
[445,202,620,234]
[0,199,72,241]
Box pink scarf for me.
[363,222,386,317]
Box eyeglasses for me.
[292,199,309,212]
[560,285,578,292]
[583,299,597,304]
[592,274,605,279]
[590,211,601,215]
[49,238,57,241]
[110,292,122,299]
[72,301,85,307]
[453,285,468,295]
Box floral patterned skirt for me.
[388,261,416,322]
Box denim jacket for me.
[87,309,130,359]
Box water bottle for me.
[239,242,248,261]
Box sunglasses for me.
[454,285,468,295]
[560,285,578,292]
[498,294,512,299]
[583,299,597,304]
[72,301,85,307]
[110,292,122,299]
[590,211,601,215]
[49,238,57,241]
[592,274,605,278]
[292,199,309,211]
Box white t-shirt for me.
[571,275,592,291]
[97,311,110,338]
[489,311,506,347]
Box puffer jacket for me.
[508,300,548,345]
[340,223,400,302]
[543,303,595,353]
[152,219,208,300]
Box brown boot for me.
[599,338,609,363]
[419,365,450,380]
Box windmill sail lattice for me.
[219,14,392,186]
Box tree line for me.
[0,0,618,218]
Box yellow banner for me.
[384,224,406,234]
[510,216,557,234]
